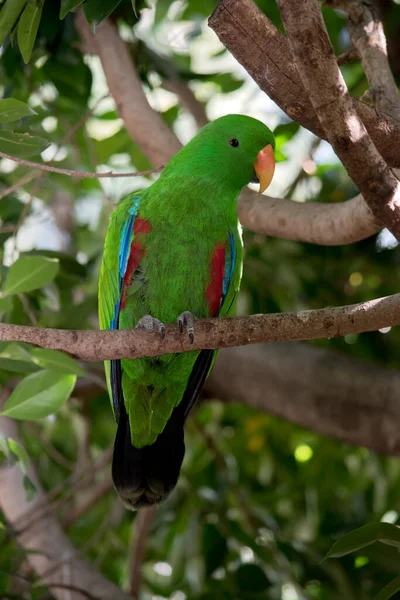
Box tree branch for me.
[207,343,400,456]
[162,79,209,128]
[326,0,400,120]
[1,294,400,360]
[238,189,381,245]
[0,415,132,600]
[208,0,400,170]
[75,12,181,166]
[276,0,400,240]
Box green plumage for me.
[98,114,275,507]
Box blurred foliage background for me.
[1,0,400,599]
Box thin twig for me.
[0,151,164,179]
[34,583,97,600]
[1,294,400,360]
[0,171,41,201]
[129,507,157,599]
[337,46,360,65]
[15,446,113,536]
[63,476,114,529]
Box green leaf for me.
[7,438,29,474]
[1,370,76,419]
[0,130,49,157]
[0,342,33,362]
[83,0,122,30]
[2,256,59,296]
[373,576,400,600]
[0,341,39,374]
[0,98,36,123]
[0,0,26,47]
[23,475,37,501]
[30,348,85,376]
[17,0,44,64]
[326,523,400,559]
[59,0,84,19]
[0,296,13,312]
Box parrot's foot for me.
[177,311,196,345]
[136,315,166,339]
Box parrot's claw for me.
[136,315,166,339]
[177,311,196,344]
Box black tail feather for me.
[112,399,185,509]
[112,349,215,510]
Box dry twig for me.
[0,151,163,179]
[129,507,157,598]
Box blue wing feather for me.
[109,196,141,418]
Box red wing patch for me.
[121,217,150,309]
[206,243,226,317]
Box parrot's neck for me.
[153,171,242,225]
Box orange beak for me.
[254,144,275,193]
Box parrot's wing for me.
[98,192,147,421]
[181,228,242,420]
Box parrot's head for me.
[163,114,276,195]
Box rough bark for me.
[208,0,400,169]
[1,293,400,360]
[207,343,400,455]
[277,0,400,240]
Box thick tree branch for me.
[238,189,381,245]
[75,13,181,166]
[0,415,132,600]
[209,0,400,170]
[326,0,400,120]
[207,343,400,455]
[277,0,400,240]
[1,294,400,360]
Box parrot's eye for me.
[229,138,239,147]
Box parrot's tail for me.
[111,349,215,510]
[112,398,185,510]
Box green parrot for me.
[98,114,276,509]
